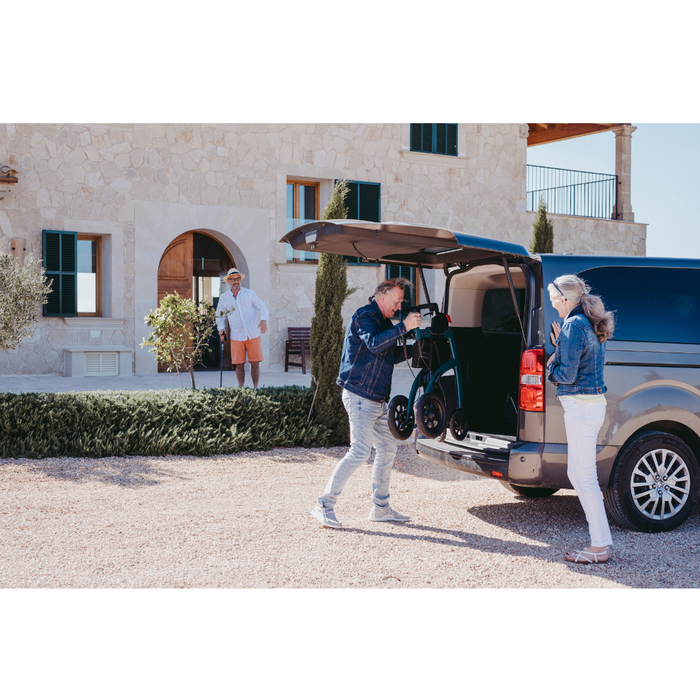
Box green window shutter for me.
[386,264,416,309]
[43,230,77,317]
[446,123,458,155]
[344,180,381,223]
[410,124,458,156]
[338,180,381,264]
[410,124,422,151]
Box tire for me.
[415,392,447,439]
[604,431,700,533]
[387,395,414,441]
[449,408,468,441]
[501,483,560,498]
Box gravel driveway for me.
[1,444,699,588]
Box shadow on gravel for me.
[343,522,556,561]
[468,493,700,588]
[26,458,188,489]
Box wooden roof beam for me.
[527,123,624,147]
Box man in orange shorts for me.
[216,267,269,388]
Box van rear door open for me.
[281,220,534,269]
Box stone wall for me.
[527,211,646,256]
[0,122,642,376]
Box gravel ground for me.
[1,444,699,588]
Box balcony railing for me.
[527,164,618,220]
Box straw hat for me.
[224,267,245,281]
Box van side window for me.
[579,266,700,344]
[482,289,525,332]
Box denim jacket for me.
[547,304,607,396]
[336,300,413,403]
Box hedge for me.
[0,386,336,459]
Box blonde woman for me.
[547,274,615,564]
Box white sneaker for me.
[311,504,343,529]
[369,505,410,522]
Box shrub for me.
[141,293,218,389]
[0,386,334,459]
[530,196,554,254]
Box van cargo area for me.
[444,263,527,439]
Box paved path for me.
[0,364,418,397]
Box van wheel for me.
[387,395,414,441]
[501,483,559,498]
[415,392,447,439]
[604,431,700,533]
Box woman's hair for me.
[370,277,412,303]
[548,274,615,343]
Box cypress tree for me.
[310,180,356,444]
[530,196,554,254]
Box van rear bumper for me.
[416,437,618,489]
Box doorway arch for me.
[157,230,236,372]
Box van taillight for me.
[518,349,544,412]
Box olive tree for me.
[141,292,218,389]
[0,252,52,351]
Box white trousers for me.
[560,397,613,547]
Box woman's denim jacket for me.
[337,300,413,403]
[547,304,607,396]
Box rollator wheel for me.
[449,408,468,441]
[415,392,447,439]
[387,395,414,441]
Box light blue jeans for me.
[560,396,613,547]
[318,389,398,509]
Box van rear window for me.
[579,266,700,344]
[482,288,525,332]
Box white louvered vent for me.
[84,352,119,377]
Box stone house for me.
[0,123,646,378]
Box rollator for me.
[387,268,468,442]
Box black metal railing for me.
[527,164,618,220]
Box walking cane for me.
[219,331,226,388]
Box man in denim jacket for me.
[311,278,421,528]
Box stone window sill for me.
[63,318,127,330]
[399,149,468,168]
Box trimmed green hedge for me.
[0,386,335,459]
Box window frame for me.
[77,234,103,317]
[286,179,320,264]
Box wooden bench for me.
[284,327,311,373]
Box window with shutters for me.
[342,180,381,265]
[43,230,77,317]
[43,230,104,317]
[386,264,417,315]
[410,124,458,156]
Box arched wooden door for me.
[158,233,193,302]
[157,231,235,372]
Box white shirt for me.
[216,287,269,341]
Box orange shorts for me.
[230,336,263,364]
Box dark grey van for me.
[282,220,700,533]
